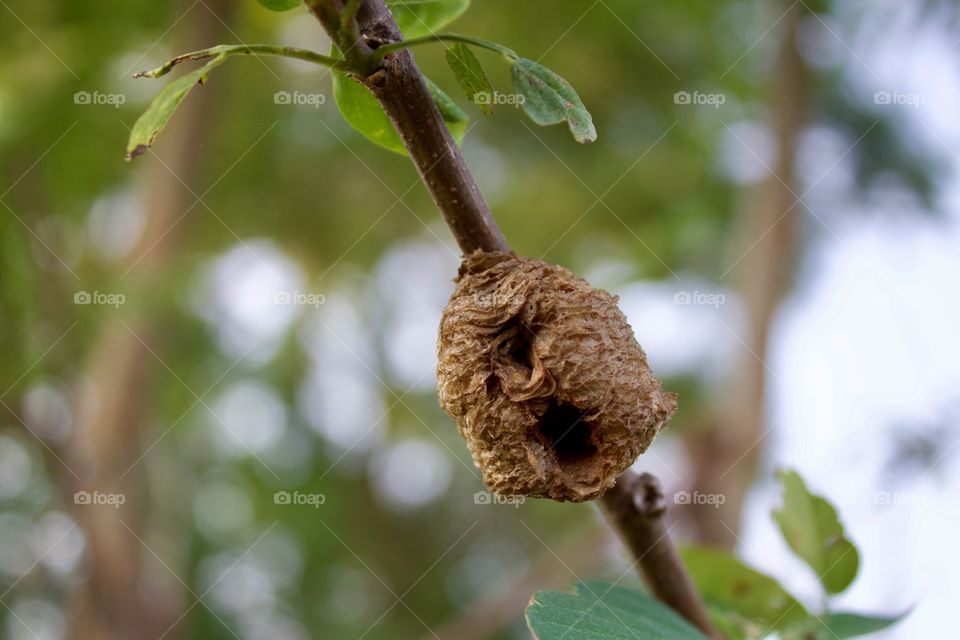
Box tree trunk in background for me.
[65,2,231,637]
[682,1,810,547]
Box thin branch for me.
[372,32,519,64]
[305,0,508,253]
[133,44,350,79]
[305,1,715,636]
[600,471,721,639]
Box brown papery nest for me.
[437,251,677,502]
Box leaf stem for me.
[372,32,519,64]
[133,44,352,78]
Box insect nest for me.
[437,251,676,502]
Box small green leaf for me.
[425,77,469,140]
[511,57,596,143]
[255,0,300,11]
[680,545,810,633]
[784,611,909,640]
[773,470,860,595]
[126,55,226,160]
[387,0,470,38]
[525,581,709,640]
[332,70,468,155]
[445,43,493,114]
[332,71,404,154]
[821,611,907,638]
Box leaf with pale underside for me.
[126,55,226,160]
[511,58,596,143]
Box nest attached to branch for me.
[437,251,676,502]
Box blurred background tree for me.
[1,0,958,638]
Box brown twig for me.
[305,0,507,254]
[600,471,720,638]
[304,0,715,635]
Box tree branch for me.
[600,471,720,639]
[305,1,715,635]
[305,0,508,253]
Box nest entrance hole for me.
[538,401,598,470]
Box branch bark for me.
[305,0,718,635]
[305,0,507,254]
[601,472,720,638]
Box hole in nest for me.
[537,402,598,469]
[504,322,533,369]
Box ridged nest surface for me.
[437,251,676,502]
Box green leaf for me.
[126,55,226,160]
[510,57,597,143]
[773,469,860,595]
[680,545,810,633]
[525,581,709,640]
[332,70,468,155]
[425,77,468,140]
[821,611,907,638]
[387,0,470,38]
[445,43,493,114]
[784,611,908,640]
[255,0,300,11]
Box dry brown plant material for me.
[437,251,677,502]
